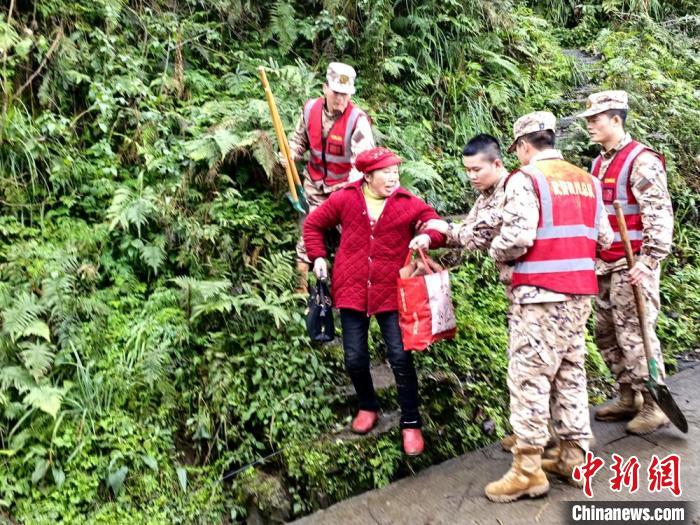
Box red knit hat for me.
[355,147,402,174]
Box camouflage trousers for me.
[295,176,339,264]
[595,268,665,390]
[508,297,593,450]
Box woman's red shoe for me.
[351,410,379,434]
[402,428,424,456]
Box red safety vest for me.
[591,140,664,262]
[303,97,365,186]
[510,159,602,295]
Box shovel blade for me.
[645,379,689,433]
[287,193,308,214]
[295,184,309,212]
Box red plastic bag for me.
[397,249,456,351]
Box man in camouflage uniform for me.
[484,112,614,503]
[425,134,560,454]
[283,62,375,291]
[580,91,674,434]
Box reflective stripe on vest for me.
[535,224,599,240]
[612,142,645,212]
[303,98,314,129]
[605,203,640,215]
[514,257,595,274]
[613,230,643,242]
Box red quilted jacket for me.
[303,180,445,315]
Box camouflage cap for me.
[507,111,556,152]
[578,90,628,118]
[326,62,356,95]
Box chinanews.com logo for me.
[565,452,691,524]
[566,503,688,524]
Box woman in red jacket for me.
[303,147,446,455]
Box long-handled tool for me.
[614,200,688,433]
[258,66,308,214]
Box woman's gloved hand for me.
[408,233,431,251]
[313,257,328,280]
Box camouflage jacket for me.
[287,100,375,193]
[593,133,674,275]
[489,149,614,304]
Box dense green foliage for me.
[1,1,698,522]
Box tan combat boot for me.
[626,392,670,435]
[542,435,596,461]
[594,383,642,421]
[542,443,560,460]
[295,261,310,294]
[485,446,549,503]
[541,440,585,487]
[500,434,516,451]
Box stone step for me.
[336,363,468,399]
[336,362,396,396]
[562,48,604,65]
[558,96,588,104]
[558,115,577,129]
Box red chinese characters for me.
[573,451,606,498]
[573,452,682,498]
[610,454,640,493]
[648,454,681,497]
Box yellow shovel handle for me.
[258,67,302,198]
[258,67,298,202]
[269,82,302,188]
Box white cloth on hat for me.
[326,62,356,95]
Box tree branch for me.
[12,28,63,103]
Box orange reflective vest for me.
[591,140,664,262]
[303,97,365,186]
[510,159,602,295]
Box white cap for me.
[326,62,356,95]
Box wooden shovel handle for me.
[613,201,657,374]
[258,67,299,202]
[268,79,303,188]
